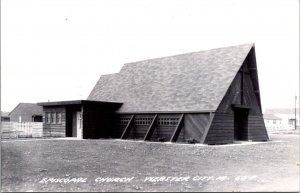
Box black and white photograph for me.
[1,0,299,192]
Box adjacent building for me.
[264,108,299,131]
[9,103,43,123]
[1,112,10,122]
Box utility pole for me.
[295,95,297,130]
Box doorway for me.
[76,112,83,139]
[234,108,249,140]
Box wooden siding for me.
[176,127,185,142]
[127,114,154,140]
[243,72,261,116]
[114,114,183,142]
[150,125,175,142]
[144,114,158,141]
[217,60,262,116]
[210,56,268,143]
[43,106,66,137]
[150,114,180,142]
[184,114,210,142]
[114,115,131,138]
[217,73,241,114]
[204,113,234,144]
[247,115,269,141]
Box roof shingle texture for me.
[88,44,253,112]
[9,103,43,116]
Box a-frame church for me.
[39,43,269,144]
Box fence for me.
[1,122,43,139]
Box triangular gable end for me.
[215,45,263,114]
[203,46,268,144]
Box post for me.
[170,114,184,142]
[295,95,297,130]
[120,115,135,139]
[144,114,158,141]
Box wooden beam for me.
[120,115,134,139]
[200,112,215,144]
[170,114,184,142]
[144,114,158,141]
[248,68,257,71]
[241,64,244,105]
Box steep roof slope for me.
[88,44,254,112]
[9,103,43,116]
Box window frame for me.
[56,113,62,124]
[46,113,51,124]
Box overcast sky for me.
[1,0,299,112]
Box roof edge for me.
[123,43,254,66]
[38,100,123,106]
[116,110,216,114]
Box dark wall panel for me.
[204,113,234,144]
[114,115,131,138]
[214,57,268,143]
[150,114,180,142]
[114,114,182,142]
[243,73,261,116]
[217,73,241,114]
[176,128,185,142]
[82,106,116,139]
[248,115,269,141]
[126,114,155,140]
[184,113,210,142]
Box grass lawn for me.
[1,134,299,192]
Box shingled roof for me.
[88,44,254,112]
[9,103,43,116]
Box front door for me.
[234,108,249,140]
[76,112,83,139]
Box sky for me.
[1,0,299,112]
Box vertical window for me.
[46,113,51,124]
[56,113,62,124]
[51,113,56,124]
[273,120,276,124]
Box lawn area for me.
[1,134,299,192]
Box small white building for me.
[263,114,283,131]
[264,108,299,131]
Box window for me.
[46,112,63,125]
[56,113,62,124]
[46,113,51,124]
[157,117,179,126]
[273,120,276,124]
[134,117,152,125]
[51,113,56,124]
[119,116,131,125]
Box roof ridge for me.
[123,43,254,66]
